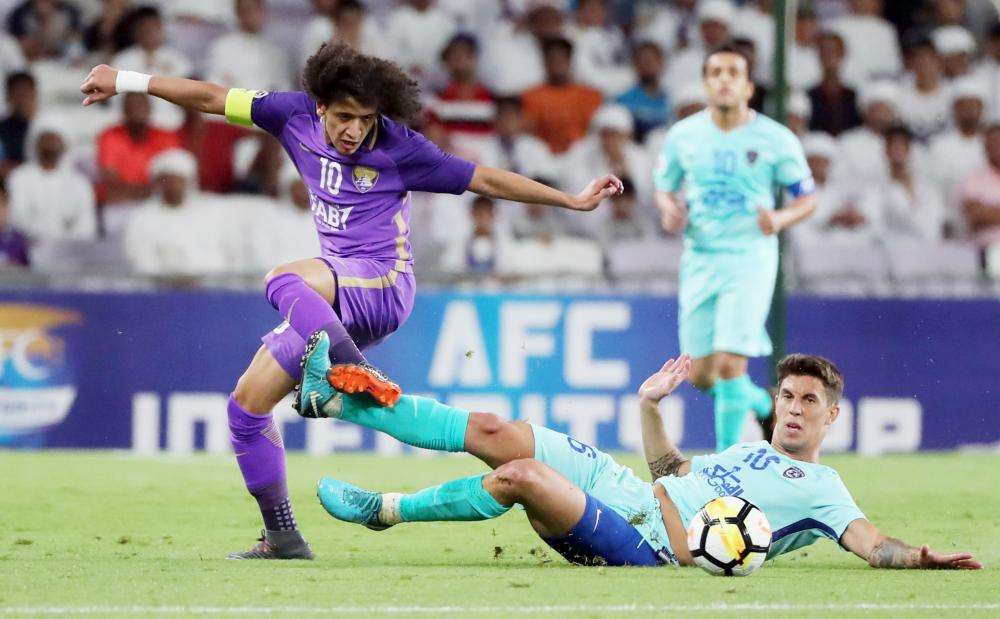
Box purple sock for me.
[265,272,365,365]
[227,395,297,531]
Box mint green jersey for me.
[656,441,865,560]
[653,111,813,251]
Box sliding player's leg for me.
[298,331,535,467]
[263,257,401,406]
[318,459,665,566]
[226,345,312,560]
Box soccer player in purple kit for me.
[80,43,623,560]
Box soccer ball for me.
[686,496,771,576]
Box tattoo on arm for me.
[647,451,687,480]
[868,537,919,569]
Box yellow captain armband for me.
[224,88,259,127]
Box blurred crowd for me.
[0,0,999,293]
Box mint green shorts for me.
[530,424,672,554]
[678,246,778,360]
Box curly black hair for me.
[302,43,422,124]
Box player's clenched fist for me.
[80,64,119,106]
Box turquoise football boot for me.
[295,331,343,419]
[317,477,394,531]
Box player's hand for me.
[757,207,781,235]
[917,545,982,570]
[638,354,691,404]
[660,207,686,234]
[568,174,624,211]
[80,64,118,106]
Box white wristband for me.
[115,70,151,94]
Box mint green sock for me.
[731,374,773,420]
[399,473,510,522]
[713,376,751,451]
[338,394,469,452]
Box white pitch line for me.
[2,604,1000,615]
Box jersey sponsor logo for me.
[309,191,353,231]
[352,166,379,193]
[783,466,805,479]
[746,150,758,164]
[701,463,745,498]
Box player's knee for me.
[263,263,294,288]
[491,459,545,498]
[233,370,272,415]
[467,412,507,438]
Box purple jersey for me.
[229,90,476,267]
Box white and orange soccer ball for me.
[686,496,772,576]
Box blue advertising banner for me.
[1,289,998,454]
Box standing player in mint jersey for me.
[79,43,624,560]
[653,43,818,452]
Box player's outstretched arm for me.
[80,64,228,116]
[467,165,623,212]
[637,354,692,481]
[841,518,982,570]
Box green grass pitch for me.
[1,450,998,618]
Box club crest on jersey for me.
[746,150,758,164]
[783,466,805,479]
[352,166,379,193]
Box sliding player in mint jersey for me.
[653,43,817,451]
[298,335,981,571]
[80,43,623,560]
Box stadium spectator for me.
[567,0,632,97]
[634,0,698,56]
[97,92,182,205]
[177,108,251,194]
[786,90,812,137]
[521,37,603,155]
[123,149,231,277]
[480,2,563,96]
[875,125,945,242]
[262,163,321,269]
[793,131,879,242]
[808,30,862,136]
[643,81,705,162]
[957,123,1000,246]
[7,0,82,61]
[614,40,670,142]
[933,25,976,81]
[834,81,900,189]
[441,195,512,275]
[300,0,386,68]
[974,24,1000,112]
[478,96,556,181]
[383,0,457,89]
[826,0,902,83]
[112,7,192,131]
[433,33,495,144]
[0,187,29,268]
[929,78,988,232]
[898,38,950,141]
[665,0,733,87]
[82,0,133,56]
[788,6,821,91]
[596,176,651,252]
[0,72,36,176]
[563,103,651,235]
[8,120,96,242]
[734,0,774,86]
[207,0,291,93]
[509,177,570,242]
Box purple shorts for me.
[261,256,415,380]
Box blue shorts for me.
[261,256,415,379]
[678,246,777,359]
[530,424,676,566]
[544,494,674,567]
